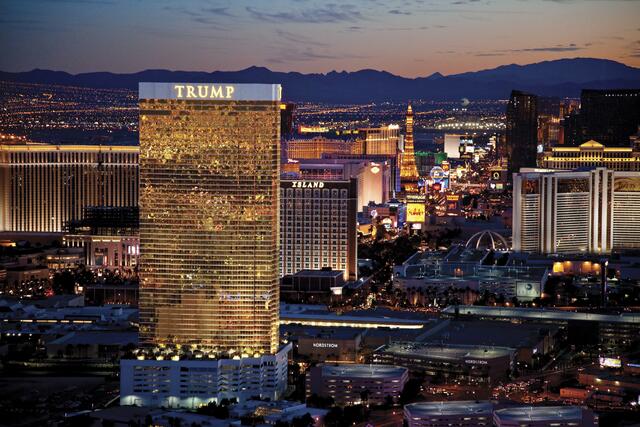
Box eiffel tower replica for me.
[399,103,421,197]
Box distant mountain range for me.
[1,58,639,103]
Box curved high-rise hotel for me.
[0,143,138,233]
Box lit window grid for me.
[280,186,351,280]
[0,146,138,232]
[138,99,280,356]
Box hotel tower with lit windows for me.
[120,83,290,408]
[513,167,640,254]
[0,143,138,233]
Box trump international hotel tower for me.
[121,83,289,408]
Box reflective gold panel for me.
[138,85,281,356]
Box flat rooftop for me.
[292,269,344,278]
[443,305,640,325]
[421,320,558,349]
[401,250,447,266]
[403,264,547,282]
[49,331,138,346]
[378,342,514,362]
[280,313,425,329]
[444,246,487,264]
[321,363,407,379]
[281,325,362,340]
[404,401,493,417]
[580,368,640,386]
[493,406,587,422]
[280,306,429,330]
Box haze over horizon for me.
[2,0,639,77]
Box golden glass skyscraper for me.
[138,83,281,356]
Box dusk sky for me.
[1,0,640,77]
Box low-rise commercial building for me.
[442,305,640,350]
[235,400,328,427]
[282,324,364,363]
[120,343,291,408]
[578,369,640,394]
[5,265,49,286]
[493,405,598,427]
[281,268,346,304]
[296,329,362,363]
[46,330,137,359]
[84,283,139,306]
[306,364,408,406]
[280,304,427,330]
[372,342,514,385]
[393,243,547,302]
[418,319,559,367]
[404,401,494,427]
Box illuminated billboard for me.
[599,357,622,368]
[430,166,446,181]
[516,282,541,300]
[406,203,425,223]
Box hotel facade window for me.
[137,83,281,355]
[280,179,357,281]
[540,140,640,171]
[0,144,138,233]
[513,167,640,254]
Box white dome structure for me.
[465,230,509,251]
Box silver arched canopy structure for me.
[465,230,509,250]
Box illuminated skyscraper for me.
[138,82,281,353]
[286,136,354,160]
[122,83,289,408]
[400,104,420,193]
[359,125,400,156]
[280,178,358,281]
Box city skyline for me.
[2,0,640,424]
[1,0,640,77]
